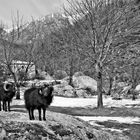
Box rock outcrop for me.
[0,111,130,140]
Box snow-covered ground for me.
[52,96,140,125]
[52,96,140,108]
[76,115,140,133]
[12,92,140,126]
[77,116,140,124]
[14,94,140,108]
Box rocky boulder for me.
[135,84,140,92]
[0,111,130,140]
[53,77,96,98]
[53,70,68,80]
[75,89,93,98]
[73,76,97,94]
[53,84,76,97]
[73,71,85,77]
[114,83,140,99]
[27,71,36,80]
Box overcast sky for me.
[0,0,66,28]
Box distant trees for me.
[117,1,140,99]
[63,0,140,107]
[24,15,63,75]
[31,14,82,83]
[53,16,81,86]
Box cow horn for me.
[3,81,11,91]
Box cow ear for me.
[38,89,43,95]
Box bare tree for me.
[64,0,134,107]
[0,12,25,99]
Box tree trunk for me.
[16,83,20,99]
[96,62,103,108]
[131,66,137,100]
[69,57,74,87]
[69,66,73,87]
[97,72,103,108]
[7,64,20,99]
[12,73,20,99]
[108,77,113,95]
[131,81,137,100]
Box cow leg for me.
[0,101,1,111]
[3,101,7,111]
[38,108,42,121]
[2,101,5,111]
[28,109,32,120]
[8,101,10,111]
[5,102,7,111]
[43,108,46,121]
[31,108,35,120]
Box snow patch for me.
[51,96,140,108]
[77,116,140,124]
[51,96,97,107]
[107,128,123,132]
[135,84,140,91]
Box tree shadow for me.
[11,105,27,113]
[10,104,96,116]
[10,104,140,117]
